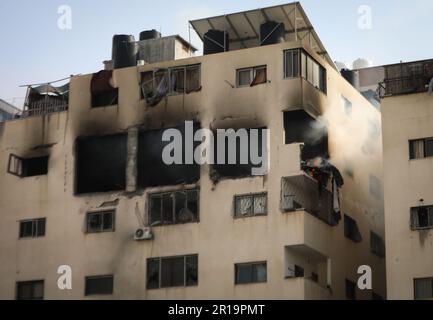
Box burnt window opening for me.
[345,279,357,300]
[236,66,267,87]
[234,193,267,218]
[91,70,118,108]
[284,49,327,94]
[147,255,198,289]
[283,110,329,161]
[414,278,433,300]
[149,189,199,227]
[75,134,127,194]
[370,231,385,258]
[137,124,201,189]
[85,275,114,296]
[211,127,268,180]
[344,214,362,243]
[409,138,433,160]
[86,210,115,233]
[411,205,433,230]
[19,218,46,238]
[16,280,44,300]
[7,154,49,178]
[235,262,267,285]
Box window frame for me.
[16,280,44,300]
[148,189,200,227]
[86,210,115,233]
[19,218,46,239]
[7,154,49,178]
[344,214,362,243]
[234,192,268,218]
[236,65,267,88]
[370,231,385,258]
[409,137,433,160]
[410,205,433,230]
[414,277,433,300]
[283,48,327,94]
[146,254,199,290]
[235,261,267,285]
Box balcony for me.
[22,82,69,118]
[378,59,433,98]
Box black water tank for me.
[341,69,360,89]
[260,21,285,46]
[112,35,138,69]
[203,29,229,55]
[139,29,161,41]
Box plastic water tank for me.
[112,35,138,69]
[139,30,161,41]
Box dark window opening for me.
[85,275,114,296]
[283,110,329,161]
[311,272,319,283]
[86,210,115,233]
[75,134,127,194]
[235,262,267,285]
[147,255,198,289]
[370,231,385,258]
[19,218,46,238]
[91,70,118,108]
[137,124,201,189]
[409,138,433,160]
[344,214,362,243]
[345,279,357,300]
[411,205,433,230]
[234,193,267,217]
[236,66,267,87]
[286,264,304,279]
[212,127,268,180]
[149,189,199,226]
[7,154,48,178]
[16,280,44,300]
[414,278,433,300]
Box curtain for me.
[412,140,425,159]
[250,68,267,86]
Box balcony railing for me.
[22,99,68,118]
[378,75,433,98]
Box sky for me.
[0,0,432,107]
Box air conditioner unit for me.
[134,227,153,241]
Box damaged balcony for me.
[22,80,69,118]
[378,59,433,98]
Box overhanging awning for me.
[189,2,335,69]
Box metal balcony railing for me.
[22,99,68,118]
[378,75,433,98]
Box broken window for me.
[19,218,46,238]
[140,71,154,99]
[137,124,201,189]
[86,210,115,233]
[212,127,268,179]
[285,49,326,93]
[146,255,198,289]
[409,138,433,160]
[283,110,329,161]
[91,70,118,108]
[234,193,267,218]
[411,205,433,230]
[345,279,357,300]
[235,262,267,285]
[341,95,352,116]
[75,134,127,194]
[414,278,433,300]
[344,214,362,243]
[286,264,304,279]
[370,231,385,258]
[85,275,113,296]
[236,66,267,87]
[16,280,44,300]
[8,154,48,178]
[149,189,199,226]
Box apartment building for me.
[380,59,433,300]
[0,99,21,122]
[0,2,385,300]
